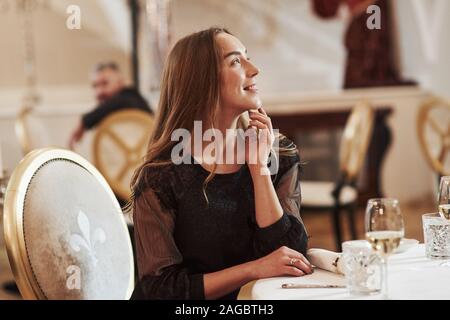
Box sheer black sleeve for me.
[131,188,204,300]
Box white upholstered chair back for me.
[3,148,134,299]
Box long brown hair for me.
[127,27,296,209]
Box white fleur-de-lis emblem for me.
[69,210,106,266]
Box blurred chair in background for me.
[301,101,375,250]
[15,106,51,155]
[3,148,134,299]
[417,97,450,178]
[92,109,154,205]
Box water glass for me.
[422,213,450,259]
[342,240,382,295]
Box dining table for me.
[238,244,450,300]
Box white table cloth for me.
[238,244,450,300]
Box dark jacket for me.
[82,87,153,130]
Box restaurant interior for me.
[0,0,449,300]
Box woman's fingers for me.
[248,110,265,120]
[295,254,312,270]
[283,247,313,270]
[284,247,311,264]
[249,111,271,125]
[249,119,268,130]
[258,107,273,132]
[283,266,305,277]
[285,257,313,274]
[248,123,273,148]
[258,107,268,116]
[250,108,273,132]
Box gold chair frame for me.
[92,109,154,201]
[417,97,450,176]
[3,148,134,299]
[15,106,34,155]
[332,100,374,246]
[339,100,375,181]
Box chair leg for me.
[332,206,343,251]
[348,204,358,240]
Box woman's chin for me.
[243,99,262,111]
[241,105,260,112]
[227,98,262,113]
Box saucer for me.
[394,238,419,254]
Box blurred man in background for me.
[68,62,153,149]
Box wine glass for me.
[437,176,450,267]
[438,176,450,220]
[365,198,405,299]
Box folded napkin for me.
[306,248,344,275]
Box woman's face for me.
[216,33,261,114]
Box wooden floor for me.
[0,196,436,300]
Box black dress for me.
[131,140,308,300]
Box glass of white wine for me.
[438,176,450,219]
[365,198,405,299]
[437,176,450,267]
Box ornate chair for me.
[92,109,154,202]
[15,106,51,155]
[3,148,134,299]
[417,97,450,177]
[301,101,375,250]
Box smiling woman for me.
[129,27,310,300]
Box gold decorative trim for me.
[339,100,375,180]
[15,106,34,156]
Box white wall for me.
[395,0,450,98]
[0,86,94,174]
[168,0,450,98]
[170,0,347,94]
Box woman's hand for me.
[245,107,274,176]
[249,246,313,280]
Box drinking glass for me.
[437,176,450,267]
[365,198,404,299]
[342,240,381,295]
[422,213,450,259]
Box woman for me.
[130,27,311,300]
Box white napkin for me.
[306,248,344,275]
